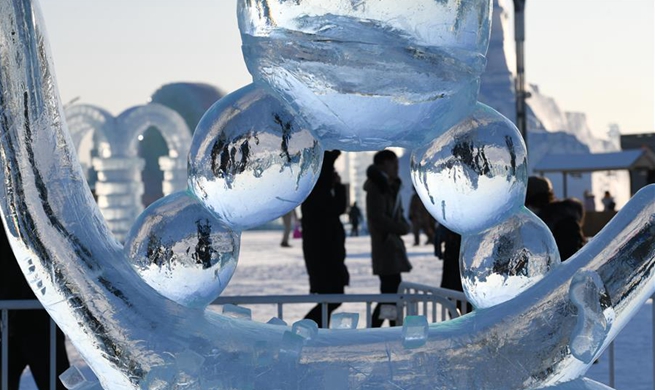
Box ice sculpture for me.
[460,207,561,308]
[0,1,654,390]
[65,103,192,241]
[238,0,493,151]
[188,83,323,230]
[124,191,240,308]
[410,102,528,235]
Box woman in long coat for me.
[301,150,349,327]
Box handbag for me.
[293,224,302,239]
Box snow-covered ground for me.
[20,230,653,389]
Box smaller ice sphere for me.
[222,304,252,320]
[188,83,323,230]
[461,208,561,309]
[402,315,429,349]
[124,191,240,309]
[238,0,493,151]
[330,312,359,329]
[411,102,528,235]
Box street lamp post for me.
[513,0,528,151]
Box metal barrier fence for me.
[0,300,58,390]
[1,291,653,390]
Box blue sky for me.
[38,0,653,138]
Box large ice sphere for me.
[460,208,561,308]
[411,102,528,234]
[124,191,240,309]
[188,83,323,230]
[238,0,492,151]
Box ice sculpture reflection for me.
[188,83,323,230]
[0,1,654,390]
[238,0,492,150]
[124,191,240,309]
[410,102,528,235]
[460,207,561,308]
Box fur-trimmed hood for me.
[364,164,392,194]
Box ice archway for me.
[65,103,191,240]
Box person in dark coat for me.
[434,224,463,292]
[364,150,411,327]
[525,176,587,261]
[409,191,435,246]
[0,228,70,390]
[301,150,349,327]
[348,202,362,237]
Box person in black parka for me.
[525,176,587,261]
[301,150,349,327]
[364,150,412,327]
[0,227,70,390]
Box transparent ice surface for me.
[267,317,288,326]
[461,207,561,309]
[402,315,429,349]
[330,312,359,329]
[411,102,528,234]
[222,304,253,320]
[2,1,655,389]
[238,0,492,150]
[569,270,615,364]
[281,330,305,359]
[176,349,206,375]
[124,191,240,309]
[59,365,87,390]
[292,319,319,340]
[188,83,323,230]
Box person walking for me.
[348,202,362,237]
[364,150,411,327]
[301,150,349,327]
[601,191,616,212]
[280,209,297,248]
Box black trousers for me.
[304,300,343,329]
[372,274,402,328]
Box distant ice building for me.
[476,0,630,210]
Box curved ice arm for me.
[1,1,653,389]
